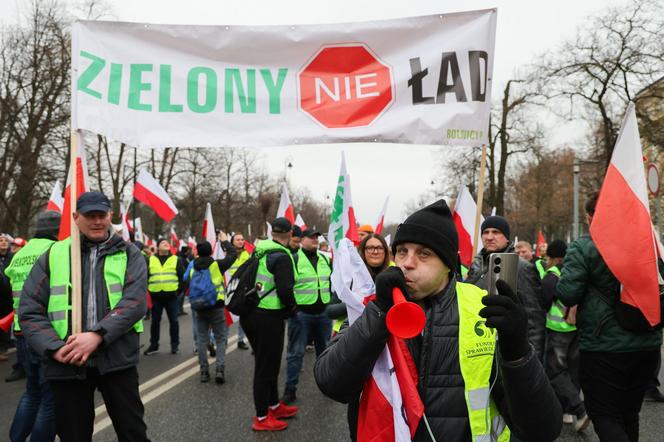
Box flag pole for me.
[471,145,487,258]
[70,130,82,335]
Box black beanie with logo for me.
[392,199,458,272]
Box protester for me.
[515,240,546,278]
[176,245,192,316]
[19,191,149,441]
[357,224,374,242]
[0,234,14,268]
[315,200,561,441]
[541,239,588,432]
[283,228,332,404]
[0,259,11,363]
[11,237,27,254]
[6,211,60,441]
[144,238,186,355]
[288,225,302,254]
[229,233,251,350]
[185,237,236,384]
[465,216,547,361]
[240,217,298,431]
[557,192,662,441]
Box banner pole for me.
[471,145,487,258]
[70,130,82,335]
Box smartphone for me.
[487,253,518,296]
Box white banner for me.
[71,9,496,148]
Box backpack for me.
[225,251,277,316]
[188,266,219,310]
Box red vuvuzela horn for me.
[0,312,13,333]
[385,287,426,339]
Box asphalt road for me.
[1,308,663,441]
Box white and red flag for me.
[170,227,179,245]
[202,202,224,259]
[328,153,360,250]
[276,183,295,224]
[590,103,661,326]
[295,213,308,230]
[133,169,179,222]
[374,196,390,235]
[133,217,144,243]
[58,143,90,240]
[535,230,546,257]
[120,203,133,242]
[332,238,423,441]
[452,186,484,267]
[46,181,64,213]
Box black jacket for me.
[20,232,147,379]
[263,243,296,316]
[465,243,547,361]
[314,282,561,442]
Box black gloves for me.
[479,279,529,362]
[374,267,410,313]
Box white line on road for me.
[92,334,240,435]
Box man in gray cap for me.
[19,191,149,441]
[6,211,60,440]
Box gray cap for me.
[35,211,61,239]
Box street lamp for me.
[572,157,599,240]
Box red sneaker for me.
[252,415,288,431]
[269,402,299,419]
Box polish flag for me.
[535,230,546,257]
[46,181,64,213]
[133,169,179,222]
[170,227,179,245]
[202,203,224,259]
[452,186,484,267]
[332,238,423,441]
[120,203,132,242]
[295,213,308,230]
[224,309,239,326]
[328,153,360,250]
[58,143,90,240]
[276,183,295,224]
[374,196,390,235]
[266,221,273,240]
[590,103,661,326]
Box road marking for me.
[92,334,240,435]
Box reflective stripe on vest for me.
[544,266,576,332]
[48,238,143,340]
[293,249,331,306]
[254,241,295,310]
[148,255,179,292]
[4,238,54,332]
[457,281,511,442]
[188,261,225,301]
[228,250,251,278]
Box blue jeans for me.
[9,335,56,442]
[286,311,332,390]
[150,295,179,347]
[195,308,228,371]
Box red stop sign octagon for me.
[298,44,394,129]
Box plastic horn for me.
[385,287,426,338]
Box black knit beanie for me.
[197,241,212,257]
[481,216,510,239]
[392,199,458,271]
[546,240,567,258]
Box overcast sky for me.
[2,0,628,225]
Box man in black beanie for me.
[465,215,547,362]
[315,200,561,441]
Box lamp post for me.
[573,158,580,240]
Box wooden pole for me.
[471,145,487,258]
[70,131,82,335]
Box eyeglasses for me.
[365,246,385,254]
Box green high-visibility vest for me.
[293,249,331,306]
[535,258,546,279]
[254,240,295,310]
[148,255,179,292]
[188,261,225,301]
[47,238,143,340]
[228,250,250,277]
[544,266,576,333]
[5,238,55,332]
[456,281,511,441]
